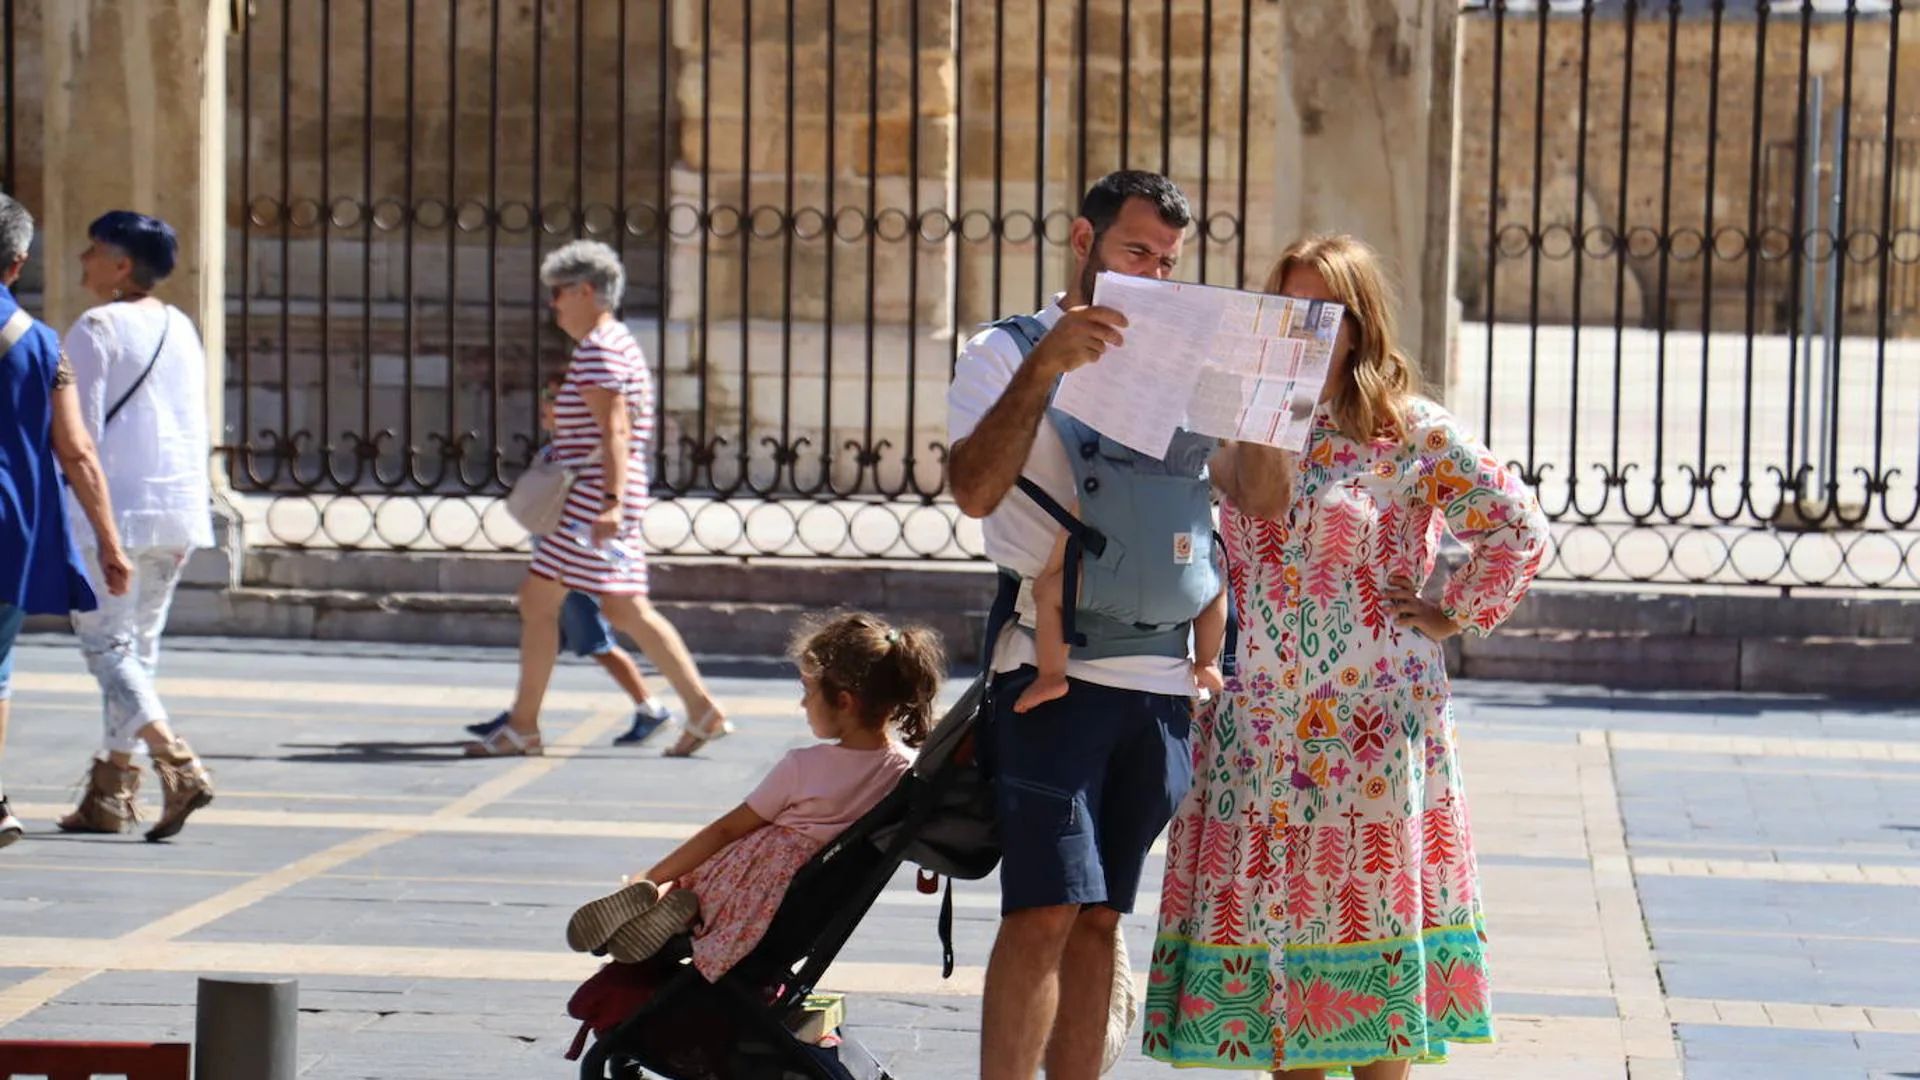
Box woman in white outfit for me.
[56,211,215,842]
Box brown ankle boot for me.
[147,739,214,842]
[57,758,142,834]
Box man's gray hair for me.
[539,239,624,312]
[0,193,33,265]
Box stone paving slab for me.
[1,640,1917,1077]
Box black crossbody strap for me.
[104,306,172,426]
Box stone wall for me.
[1456,10,1920,335]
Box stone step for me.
[1497,586,1920,641]
[38,547,1920,698]
[234,549,1920,641]
[238,548,998,612]
[162,585,989,666]
[1459,627,1920,698]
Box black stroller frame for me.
[579,583,1016,1080]
[577,709,980,1080]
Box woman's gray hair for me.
[0,193,34,265]
[539,239,624,312]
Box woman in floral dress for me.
[1145,235,1551,1078]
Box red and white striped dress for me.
[527,320,654,595]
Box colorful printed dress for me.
[1145,398,1550,1072]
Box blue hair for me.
[88,210,178,287]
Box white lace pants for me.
[72,546,189,755]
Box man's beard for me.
[1076,241,1108,303]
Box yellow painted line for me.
[0,861,254,879]
[131,709,628,947]
[0,708,625,1026]
[1630,761,1920,783]
[0,935,992,997]
[24,698,820,734]
[1605,729,1920,763]
[1633,837,1920,860]
[2,786,739,811]
[8,801,699,841]
[3,784,450,805]
[1575,730,1680,1066]
[0,933,1644,1013]
[9,672,807,719]
[1663,997,1920,1033]
[11,672,558,710]
[1648,926,1920,948]
[0,970,102,1024]
[1633,856,1920,887]
[7,804,1599,855]
[123,832,408,945]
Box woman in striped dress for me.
[468,240,730,758]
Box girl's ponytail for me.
[881,625,945,748]
[790,611,947,747]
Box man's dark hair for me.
[1078,170,1191,237]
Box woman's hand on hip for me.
[1386,574,1461,641]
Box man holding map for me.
[947,170,1296,1079]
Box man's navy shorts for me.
[981,666,1193,915]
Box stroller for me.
[574,671,1001,1080]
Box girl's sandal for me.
[464,724,545,757]
[605,888,700,964]
[662,708,733,759]
[566,879,661,953]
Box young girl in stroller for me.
[565,611,945,981]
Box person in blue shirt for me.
[0,192,132,849]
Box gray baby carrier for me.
[991,313,1224,658]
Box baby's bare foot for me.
[1014,675,1070,714]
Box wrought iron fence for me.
[222,0,1260,558]
[225,0,1920,591]
[1459,0,1920,590]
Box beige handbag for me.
[505,447,597,536]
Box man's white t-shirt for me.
[946,300,1197,697]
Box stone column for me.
[39,0,229,453]
[1266,1,1459,396]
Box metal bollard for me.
[194,976,297,1080]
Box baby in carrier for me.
[1015,506,1229,714]
[564,611,945,981]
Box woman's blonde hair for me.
[1264,234,1419,443]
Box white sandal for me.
[662,708,733,758]
[464,724,544,757]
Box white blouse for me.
[63,301,215,551]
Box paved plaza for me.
[0,635,1917,1078]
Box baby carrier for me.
[990,313,1224,659]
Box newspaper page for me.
[1051,272,1342,458]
